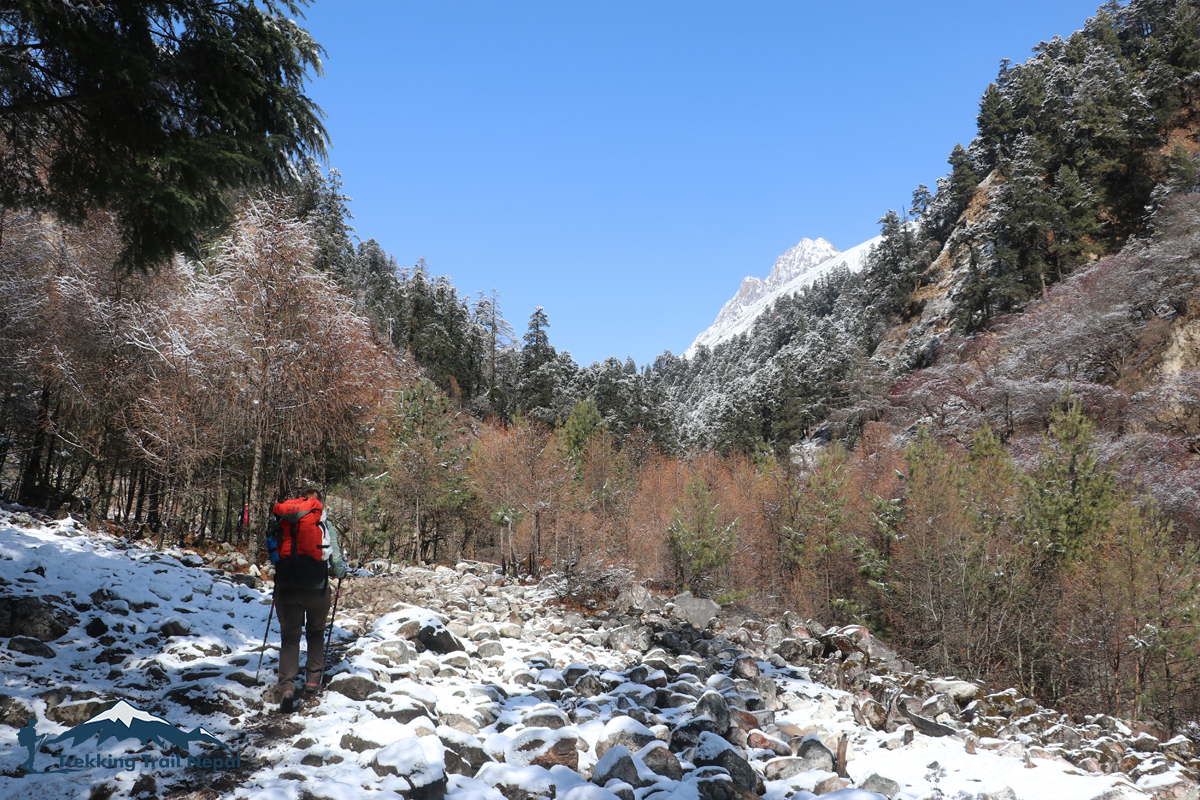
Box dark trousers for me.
[274,583,331,690]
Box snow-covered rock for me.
[1,508,1195,800]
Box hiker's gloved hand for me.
[331,561,347,579]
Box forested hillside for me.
[2,0,1199,729]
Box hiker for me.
[271,487,346,711]
[19,719,44,771]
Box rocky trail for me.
[0,508,1197,800]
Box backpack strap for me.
[277,508,315,525]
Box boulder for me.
[813,775,848,794]
[372,699,431,724]
[823,624,901,668]
[751,675,779,709]
[608,625,652,654]
[163,687,242,717]
[477,763,555,800]
[8,636,55,658]
[371,738,448,800]
[794,735,836,772]
[0,596,75,641]
[693,732,763,794]
[592,745,648,789]
[899,705,957,737]
[438,712,481,735]
[0,695,34,728]
[49,698,118,726]
[931,679,982,705]
[477,640,505,659]
[441,651,471,671]
[731,656,759,680]
[1044,724,1083,749]
[637,741,683,781]
[437,726,492,775]
[694,690,732,735]
[575,673,606,697]
[562,787,626,800]
[775,638,806,663]
[747,731,791,757]
[860,773,901,797]
[669,716,721,753]
[418,621,462,654]
[684,766,759,800]
[614,585,661,614]
[537,669,568,690]
[978,789,1018,800]
[506,727,579,770]
[857,699,887,730]
[341,732,386,753]
[921,693,958,720]
[378,639,415,665]
[762,757,815,781]
[671,592,720,631]
[153,619,191,637]
[328,674,384,701]
[562,664,591,686]
[525,705,570,730]
[597,716,657,758]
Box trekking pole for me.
[325,577,343,652]
[254,599,276,685]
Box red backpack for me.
[271,497,330,586]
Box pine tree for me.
[948,144,982,212]
[516,308,565,424]
[473,289,515,397]
[910,184,933,219]
[989,132,1062,302]
[1050,165,1101,273]
[0,0,328,268]
[522,307,554,370]
[977,83,1020,170]
[664,477,738,598]
[785,440,852,618]
[291,159,355,277]
[564,398,606,466]
[1022,392,1118,567]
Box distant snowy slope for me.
[685,234,881,358]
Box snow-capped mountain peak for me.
[763,237,839,290]
[91,700,162,726]
[685,234,880,358]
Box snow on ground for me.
[0,509,1182,800]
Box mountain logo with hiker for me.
[18,699,238,774]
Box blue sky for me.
[298,1,1103,367]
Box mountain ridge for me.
[685,235,880,357]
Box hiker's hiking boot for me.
[280,690,295,713]
[304,682,319,696]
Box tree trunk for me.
[134,468,147,522]
[411,495,421,564]
[247,411,266,565]
[531,511,541,578]
[147,474,162,531]
[17,384,51,507]
[121,469,136,522]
